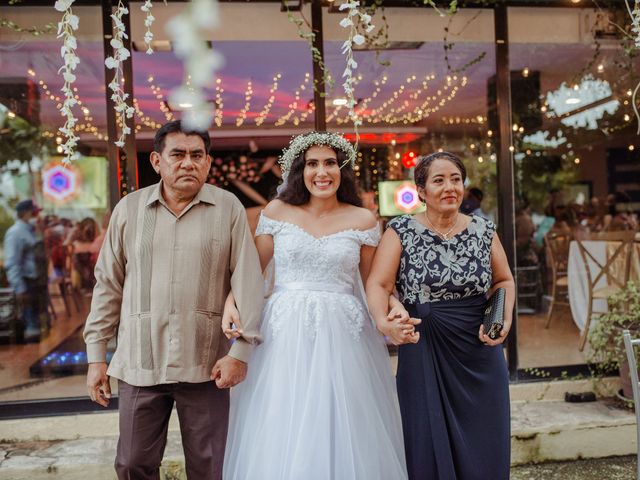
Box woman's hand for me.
[387,301,410,323]
[378,316,421,345]
[478,319,511,346]
[222,296,243,340]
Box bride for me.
[222,132,416,479]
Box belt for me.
[273,281,353,295]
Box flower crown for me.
[278,132,357,180]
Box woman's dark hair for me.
[278,146,362,207]
[154,120,211,154]
[413,151,467,193]
[77,217,98,242]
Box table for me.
[567,240,640,333]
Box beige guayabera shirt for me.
[83,182,264,386]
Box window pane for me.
[510,6,640,370]
[0,6,110,402]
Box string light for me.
[214,78,224,127]
[442,115,487,125]
[236,80,254,127]
[274,72,311,127]
[147,75,174,121]
[255,74,281,127]
[29,67,105,141]
[391,76,467,125]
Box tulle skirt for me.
[223,289,408,480]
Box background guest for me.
[3,200,50,342]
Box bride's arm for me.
[255,234,274,272]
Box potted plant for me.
[588,281,640,401]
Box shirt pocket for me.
[194,309,222,366]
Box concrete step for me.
[0,380,637,479]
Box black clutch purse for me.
[483,288,505,340]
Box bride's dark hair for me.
[277,147,362,207]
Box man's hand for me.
[210,355,247,389]
[87,362,111,407]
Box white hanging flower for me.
[54,0,74,12]
[56,0,80,164]
[352,34,365,45]
[338,0,374,148]
[166,0,223,131]
[141,0,156,54]
[105,1,134,148]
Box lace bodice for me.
[255,213,381,290]
[388,215,496,304]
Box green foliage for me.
[515,154,579,213]
[0,17,56,36]
[588,281,640,371]
[0,114,53,168]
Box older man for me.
[84,120,264,480]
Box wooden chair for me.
[544,232,572,328]
[576,231,636,351]
[623,329,640,480]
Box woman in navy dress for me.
[367,152,515,480]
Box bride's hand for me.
[222,302,243,340]
[378,316,421,345]
[387,303,410,323]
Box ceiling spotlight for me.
[565,98,581,105]
[332,98,348,106]
[179,103,193,109]
[522,67,529,78]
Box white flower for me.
[339,18,353,28]
[54,0,74,12]
[167,0,222,132]
[105,57,118,69]
[67,14,79,30]
[353,34,365,45]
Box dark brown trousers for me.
[115,380,229,480]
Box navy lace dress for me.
[388,215,510,480]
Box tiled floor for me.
[0,297,592,402]
[517,305,590,368]
[0,295,91,401]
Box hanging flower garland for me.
[627,0,640,47]
[55,0,80,163]
[339,1,374,146]
[166,0,223,130]
[140,0,155,54]
[105,1,134,148]
[624,0,640,132]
